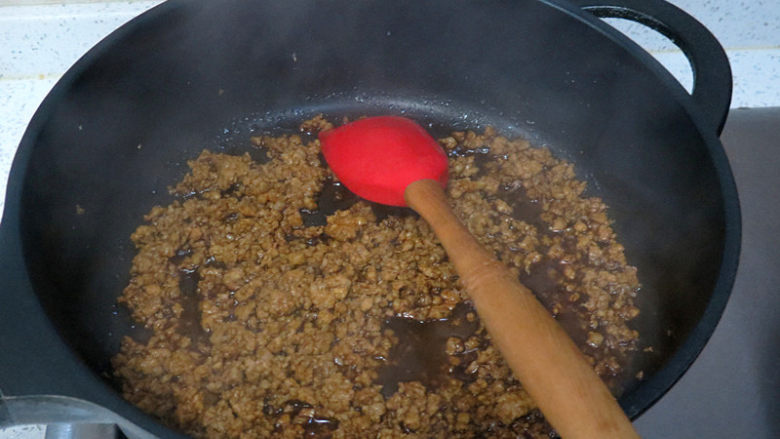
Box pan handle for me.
[566,0,732,134]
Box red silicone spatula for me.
[319,116,639,439]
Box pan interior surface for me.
[15,0,728,427]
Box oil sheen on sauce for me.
[377,303,481,397]
[374,159,594,397]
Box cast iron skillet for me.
[0,0,739,437]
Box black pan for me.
[0,0,739,437]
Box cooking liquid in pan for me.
[279,160,608,395]
[113,118,642,438]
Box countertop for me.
[1,1,778,438]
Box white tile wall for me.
[0,0,778,437]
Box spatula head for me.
[319,116,448,207]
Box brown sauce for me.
[377,302,480,397]
[300,177,359,227]
[495,183,545,230]
[114,119,640,438]
[177,267,209,344]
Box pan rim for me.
[0,0,740,435]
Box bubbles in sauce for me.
[177,266,209,344]
[495,182,545,230]
[300,176,360,227]
[264,399,339,439]
[377,303,480,397]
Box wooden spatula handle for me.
[405,179,640,439]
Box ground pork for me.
[113,116,640,438]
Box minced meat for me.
[113,115,640,438]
